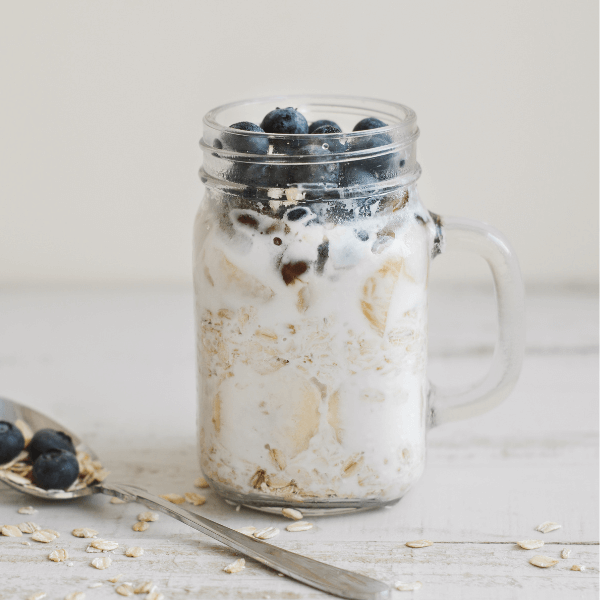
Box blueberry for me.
[29,428,76,462]
[308,119,341,134]
[0,421,25,464]
[341,167,380,189]
[310,125,345,154]
[290,144,339,186]
[261,107,309,135]
[229,162,289,189]
[32,450,80,490]
[287,208,309,222]
[353,117,388,131]
[222,122,269,155]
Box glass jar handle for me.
[428,216,525,428]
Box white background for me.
[0,0,597,286]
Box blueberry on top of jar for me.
[311,124,344,153]
[29,428,76,462]
[261,107,309,135]
[221,121,269,155]
[353,117,388,131]
[290,144,340,185]
[0,421,25,464]
[308,119,341,134]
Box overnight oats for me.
[194,97,440,511]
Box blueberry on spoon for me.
[0,421,25,464]
[32,449,80,490]
[29,428,76,461]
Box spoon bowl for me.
[0,396,390,600]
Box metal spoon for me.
[0,397,390,600]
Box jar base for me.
[207,476,402,515]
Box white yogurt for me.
[193,184,436,504]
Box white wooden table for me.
[1,285,597,599]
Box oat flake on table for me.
[395,581,423,592]
[561,548,572,559]
[72,527,98,538]
[108,574,124,583]
[159,493,186,504]
[26,593,46,600]
[224,558,246,573]
[184,492,206,506]
[125,546,144,557]
[137,511,159,522]
[32,531,56,543]
[254,527,279,540]
[64,592,86,600]
[286,521,313,532]
[116,584,134,596]
[517,539,544,550]
[18,521,41,534]
[406,540,433,548]
[194,476,210,488]
[18,506,38,515]
[42,528,60,538]
[49,548,69,562]
[134,581,155,594]
[530,555,559,568]
[535,522,562,534]
[571,564,586,571]
[88,583,103,589]
[146,592,164,600]
[2,524,22,537]
[91,556,112,569]
[90,539,118,551]
[133,521,150,532]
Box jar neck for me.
[199,95,421,200]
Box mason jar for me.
[193,96,524,515]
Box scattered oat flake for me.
[406,540,433,548]
[67,562,74,567]
[41,528,60,538]
[27,593,46,600]
[72,527,98,538]
[517,539,544,550]
[133,521,150,532]
[561,548,572,559]
[18,522,41,534]
[2,524,22,537]
[194,476,210,488]
[235,526,257,536]
[224,558,246,573]
[86,544,103,553]
[116,584,134,597]
[49,548,69,562]
[110,497,127,504]
[146,593,164,600]
[395,581,423,592]
[91,556,112,569]
[535,522,561,534]
[571,564,585,571]
[137,511,159,522]
[282,508,303,520]
[90,539,118,551]
[64,592,85,600]
[125,546,144,557]
[184,492,206,506]
[254,527,279,540]
[235,505,241,512]
[22,541,31,546]
[159,493,186,504]
[18,506,38,515]
[134,581,155,594]
[530,555,559,568]
[88,583,103,589]
[286,521,313,532]
[108,574,124,583]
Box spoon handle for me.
[99,481,390,600]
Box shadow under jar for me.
[194,96,524,515]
